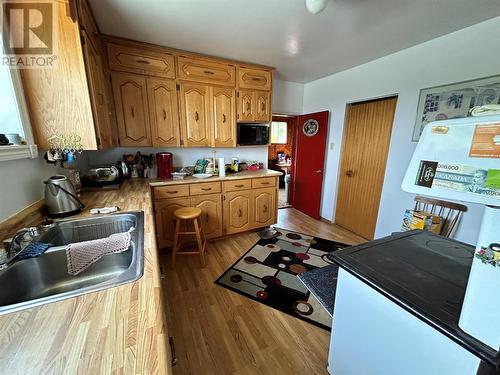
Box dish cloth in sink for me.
[17,242,52,260]
[66,227,134,276]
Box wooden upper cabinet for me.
[147,78,180,147]
[238,89,254,122]
[77,0,100,50]
[107,43,175,79]
[252,187,276,228]
[237,90,271,123]
[81,31,113,149]
[238,67,272,91]
[177,56,235,86]
[190,194,223,239]
[254,91,271,122]
[111,72,152,146]
[179,83,211,147]
[211,87,236,147]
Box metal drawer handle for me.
[261,182,270,185]
[195,111,199,122]
[136,59,151,65]
[169,336,178,366]
[201,187,212,191]
[235,184,244,188]
[251,77,262,81]
[261,102,265,111]
[222,114,226,123]
[162,109,167,120]
[167,190,178,194]
[203,70,215,75]
[246,102,251,111]
[238,209,242,217]
[130,107,135,118]
[263,204,268,213]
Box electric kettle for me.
[44,175,85,217]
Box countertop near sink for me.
[0,180,171,374]
[149,169,282,186]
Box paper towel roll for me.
[219,157,225,177]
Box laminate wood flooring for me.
[160,208,365,375]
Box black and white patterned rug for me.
[215,227,348,330]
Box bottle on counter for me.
[219,157,225,177]
[231,158,239,172]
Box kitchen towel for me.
[66,227,134,275]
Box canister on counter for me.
[231,158,239,172]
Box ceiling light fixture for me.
[305,0,328,14]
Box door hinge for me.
[223,195,226,201]
[180,139,184,146]
[237,114,239,120]
[237,91,239,97]
[118,138,121,146]
[176,84,180,91]
[96,137,101,148]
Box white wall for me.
[0,155,70,221]
[302,17,500,244]
[84,146,269,170]
[273,79,304,115]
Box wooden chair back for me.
[413,195,468,238]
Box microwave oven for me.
[237,124,269,145]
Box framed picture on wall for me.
[412,75,500,141]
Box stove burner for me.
[425,239,473,259]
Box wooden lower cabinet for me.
[190,194,222,239]
[154,197,190,249]
[223,190,253,235]
[252,187,276,228]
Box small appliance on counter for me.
[44,175,85,217]
[156,152,173,179]
[86,165,120,182]
[237,124,269,145]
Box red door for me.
[291,111,329,219]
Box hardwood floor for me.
[160,208,365,375]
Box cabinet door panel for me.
[252,187,276,228]
[254,91,271,122]
[154,197,190,249]
[190,194,222,239]
[238,67,272,91]
[179,83,211,147]
[111,72,151,146]
[237,89,254,122]
[81,31,113,149]
[147,78,180,147]
[212,86,236,147]
[224,190,252,234]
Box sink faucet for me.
[0,227,39,270]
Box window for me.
[270,121,287,144]
[0,44,37,161]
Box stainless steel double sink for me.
[0,211,144,315]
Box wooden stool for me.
[171,207,207,266]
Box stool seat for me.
[174,207,202,220]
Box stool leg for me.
[193,218,205,267]
[199,216,208,253]
[171,218,181,266]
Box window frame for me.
[0,62,38,162]
[270,121,288,145]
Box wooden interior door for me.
[179,83,211,147]
[292,111,329,219]
[111,72,152,146]
[212,86,236,147]
[336,96,398,239]
[147,78,180,147]
[190,194,222,239]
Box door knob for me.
[315,170,322,174]
[346,170,354,177]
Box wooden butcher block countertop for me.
[0,180,171,375]
[149,168,282,187]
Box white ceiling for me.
[89,0,500,83]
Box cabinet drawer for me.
[238,67,272,91]
[177,56,235,86]
[107,43,175,78]
[153,184,189,199]
[189,182,221,196]
[223,179,251,192]
[252,177,276,188]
